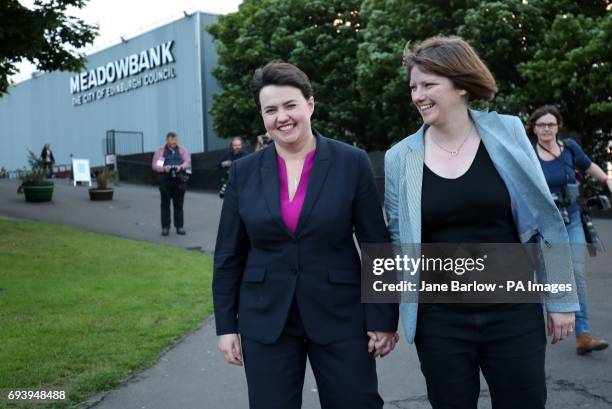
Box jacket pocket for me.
[328,269,361,285]
[242,268,266,283]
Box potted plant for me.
[17,150,54,202]
[89,167,114,200]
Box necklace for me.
[430,122,474,156]
[288,139,316,200]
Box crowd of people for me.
[210,35,611,409]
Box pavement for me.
[1,178,611,409]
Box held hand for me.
[164,166,171,173]
[218,334,243,366]
[547,312,575,344]
[367,331,400,358]
[222,160,232,168]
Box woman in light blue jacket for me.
[384,36,578,409]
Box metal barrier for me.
[105,130,144,156]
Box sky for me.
[11,0,242,83]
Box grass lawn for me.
[0,219,213,408]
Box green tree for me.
[356,0,610,150]
[357,0,470,147]
[208,0,369,146]
[0,0,98,95]
[518,12,612,165]
[210,0,610,153]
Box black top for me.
[421,142,519,244]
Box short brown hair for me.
[403,36,497,102]
[166,131,177,139]
[526,105,563,139]
[250,62,313,108]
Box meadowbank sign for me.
[70,40,177,106]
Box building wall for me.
[199,13,228,152]
[0,12,222,171]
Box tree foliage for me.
[357,0,610,149]
[208,0,367,146]
[0,0,98,95]
[209,0,611,156]
[518,12,612,164]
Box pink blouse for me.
[277,149,317,234]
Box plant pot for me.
[89,188,114,201]
[23,184,54,202]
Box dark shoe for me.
[176,228,186,235]
[161,228,169,236]
[576,333,609,354]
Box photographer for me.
[218,137,248,169]
[528,105,612,355]
[218,137,248,198]
[152,132,191,236]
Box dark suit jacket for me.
[213,132,398,344]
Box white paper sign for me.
[156,159,165,167]
[72,158,92,186]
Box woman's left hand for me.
[547,312,575,344]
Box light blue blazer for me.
[384,109,579,344]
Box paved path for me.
[1,178,610,408]
[0,179,221,252]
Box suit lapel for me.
[403,128,425,244]
[295,133,331,236]
[260,145,295,238]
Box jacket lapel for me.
[295,132,331,236]
[260,146,295,238]
[402,128,425,244]
[473,109,548,199]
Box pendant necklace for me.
[431,121,474,156]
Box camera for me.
[169,165,179,178]
[586,195,611,211]
[551,192,571,225]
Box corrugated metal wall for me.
[0,12,225,171]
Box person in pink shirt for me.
[212,62,399,409]
[151,132,191,236]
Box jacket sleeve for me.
[217,152,229,169]
[384,150,401,244]
[178,145,191,169]
[352,149,399,332]
[212,163,250,335]
[151,147,165,173]
[511,116,579,313]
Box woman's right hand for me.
[547,312,575,344]
[218,333,243,366]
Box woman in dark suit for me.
[212,62,399,409]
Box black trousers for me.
[241,299,383,409]
[159,181,185,228]
[241,334,383,409]
[415,303,547,409]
